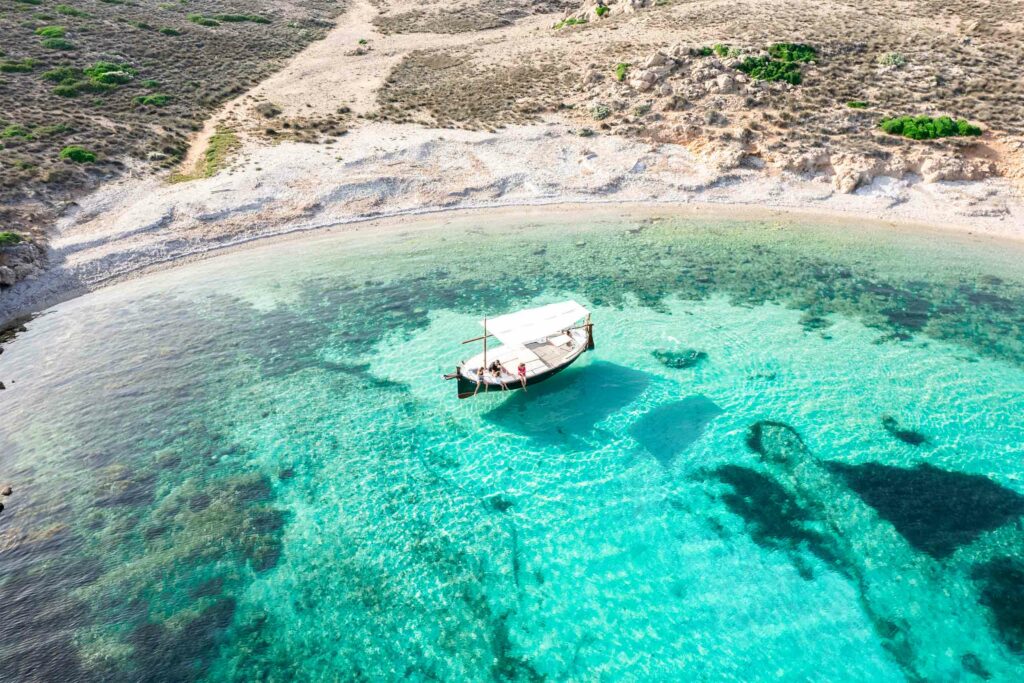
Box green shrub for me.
[56,4,87,16]
[59,145,95,162]
[595,5,609,16]
[141,79,160,89]
[34,123,70,137]
[188,14,220,27]
[43,65,81,84]
[614,62,629,81]
[158,27,182,36]
[135,93,172,106]
[2,124,31,138]
[713,43,730,57]
[0,232,23,248]
[35,25,66,38]
[877,52,906,67]
[85,61,137,84]
[553,17,586,29]
[737,56,802,85]
[847,100,869,109]
[591,103,611,120]
[695,47,713,57]
[0,58,36,73]
[768,43,816,63]
[879,115,982,140]
[41,37,75,49]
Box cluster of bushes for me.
[0,232,23,248]
[59,145,95,162]
[879,115,982,140]
[44,61,137,96]
[737,57,802,85]
[35,24,76,50]
[737,43,817,85]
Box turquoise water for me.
[1,211,1024,681]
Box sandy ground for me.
[2,0,1023,324]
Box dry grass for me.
[373,0,573,35]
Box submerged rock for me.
[712,464,844,578]
[826,462,1024,558]
[972,558,1024,653]
[652,349,708,369]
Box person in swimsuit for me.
[473,364,486,396]
[517,362,527,390]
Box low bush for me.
[614,62,629,81]
[553,17,586,29]
[595,5,609,17]
[737,56,802,85]
[55,4,86,16]
[768,43,816,63]
[713,44,730,57]
[877,52,906,67]
[42,65,81,83]
[188,14,220,27]
[35,25,66,38]
[2,124,31,138]
[33,123,70,137]
[0,58,36,73]
[141,79,160,89]
[879,115,982,140]
[2,124,32,139]
[847,100,869,109]
[134,93,172,106]
[85,61,137,84]
[0,232,23,247]
[41,37,75,50]
[695,46,714,57]
[158,27,182,36]
[59,145,96,162]
[591,103,611,120]
[214,14,270,24]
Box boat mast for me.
[483,317,488,367]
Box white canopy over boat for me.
[482,300,589,347]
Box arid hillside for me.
[0,0,345,243]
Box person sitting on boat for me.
[517,362,527,390]
[473,365,486,396]
[491,361,509,390]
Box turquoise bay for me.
[1,210,1023,681]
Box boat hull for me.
[455,346,589,398]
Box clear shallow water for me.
[1,211,1024,681]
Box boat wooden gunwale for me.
[444,301,594,398]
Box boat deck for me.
[460,329,587,385]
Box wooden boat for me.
[445,301,594,398]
